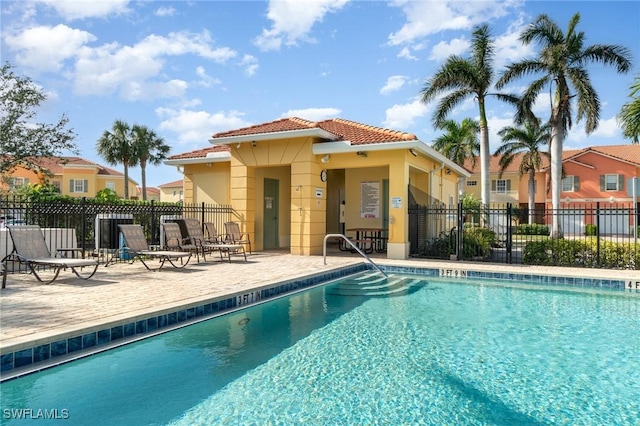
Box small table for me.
[345,228,388,254]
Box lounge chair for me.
[162,222,202,262]
[224,221,252,254]
[107,224,191,270]
[183,218,247,262]
[1,225,98,286]
[203,222,223,243]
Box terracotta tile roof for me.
[137,186,160,195]
[169,117,418,161]
[464,144,639,174]
[22,156,125,177]
[167,144,229,161]
[158,179,183,188]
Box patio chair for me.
[224,221,252,254]
[183,218,247,262]
[203,222,224,243]
[107,224,191,271]
[1,225,98,286]
[162,222,202,262]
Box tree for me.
[495,120,551,225]
[618,74,640,144]
[432,118,480,167]
[496,13,631,237]
[420,24,519,209]
[96,120,137,199]
[131,124,171,201]
[0,62,77,175]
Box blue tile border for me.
[1,263,630,376]
[0,264,366,375]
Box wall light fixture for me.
[409,148,418,157]
[321,154,330,164]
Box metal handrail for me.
[323,233,388,277]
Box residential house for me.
[165,117,469,259]
[158,179,184,203]
[464,144,640,234]
[1,156,138,198]
[136,186,161,202]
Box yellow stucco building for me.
[165,117,469,259]
[1,156,138,199]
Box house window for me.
[8,177,29,189]
[52,181,61,192]
[70,179,88,193]
[491,179,510,193]
[600,174,624,192]
[562,176,580,192]
[173,190,177,196]
[466,180,477,186]
[106,181,115,190]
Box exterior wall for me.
[561,153,638,202]
[255,166,291,250]
[159,185,183,202]
[184,163,230,205]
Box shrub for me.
[462,227,496,259]
[522,238,639,268]
[515,223,550,235]
[585,224,598,236]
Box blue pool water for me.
[1,272,639,425]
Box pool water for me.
[1,273,639,425]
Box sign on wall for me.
[360,181,379,218]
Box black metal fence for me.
[409,202,640,269]
[1,195,234,266]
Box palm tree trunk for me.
[479,101,490,226]
[140,159,147,201]
[123,161,129,200]
[528,169,535,225]
[550,119,564,238]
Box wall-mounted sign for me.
[315,188,323,198]
[360,181,379,218]
[391,197,402,208]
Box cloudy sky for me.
[2,0,639,187]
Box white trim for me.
[208,128,339,145]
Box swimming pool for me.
[1,271,639,425]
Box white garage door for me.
[600,208,630,235]
[559,209,584,236]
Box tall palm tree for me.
[496,13,631,237]
[131,124,171,201]
[495,120,551,225]
[420,24,519,209]
[618,74,640,144]
[432,118,480,167]
[96,120,136,199]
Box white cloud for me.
[194,66,221,88]
[397,46,418,61]
[380,75,408,94]
[156,108,252,145]
[155,6,177,17]
[239,55,259,77]
[72,31,237,99]
[3,24,96,71]
[280,108,341,121]
[254,0,350,51]
[429,37,469,61]
[383,97,430,129]
[36,0,131,20]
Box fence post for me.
[456,201,463,260]
[506,203,512,264]
[150,200,157,245]
[596,202,601,266]
[201,202,206,228]
[81,197,87,257]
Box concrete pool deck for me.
[1,251,639,360]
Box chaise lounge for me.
[183,218,247,262]
[107,224,192,271]
[1,225,99,286]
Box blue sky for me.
[2,0,639,188]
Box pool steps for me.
[328,272,425,297]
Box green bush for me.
[585,224,597,236]
[515,223,550,236]
[462,227,496,259]
[522,238,639,269]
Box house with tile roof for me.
[464,144,640,235]
[1,156,138,199]
[158,179,183,202]
[165,117,469,259]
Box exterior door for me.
[263,178,279,249]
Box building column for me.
[290,160,326,255]
[230,160,255,250]
[387,161,410,259]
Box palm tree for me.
[96,120,136,199]
[618,74,640,144]
[131,124,171,201]
[495,120,551,225]
[496,13,631,237]
[420,24,519,209]
[432,118,480,167]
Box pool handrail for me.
[323,233,388,277]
